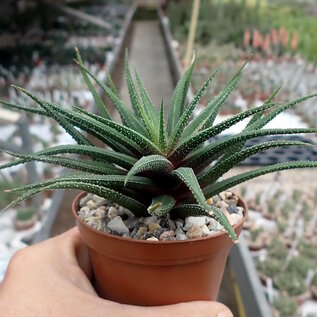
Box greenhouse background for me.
[0,0,317,316]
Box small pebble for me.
[79,206,90,215]
[175,219,184,228]
[87,200,97,210]
[225,191,233,199]
[118,206,134,217]
[159,216,168,227]
[143,216,158,226]
[159,230,175,241]
[79,194,93,207]
[148,223,161,232]
[125,216,139,230]
[176,233,188,240]
[228,213,243,226]
[201,224,211,236]
[216,200,229,209]
[108,206,119,219]
[212,195,220,203]
[183,216,206,231]
[208,218,223,232]
[227,205,238,214]
[93,197,107,208]
[186,225,203,239]
[135,226,148,239]
[237,207,244,216]
[219,192,227,201]
[92,208,106,218]
[167,219,176,231]
[106,216,129,235]
[175,227,185,235]
[206,198,214,205]
[146,236,159,241]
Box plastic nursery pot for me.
[72,192,248,306]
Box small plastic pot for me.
[72,192,247,306]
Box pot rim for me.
[72,191,248,245]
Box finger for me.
[146,301,233,317]
[93,300,233,317]
[54,228,93,280]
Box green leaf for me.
[249,93,317,131]
[31,144,136,169]
[134,65,159,124]
[201,61,247,130]
[125,155,174,185]
[106,72,120,97]
[168,68,219,152]
[184,128,317,169]
[167,56,196,136]
[75,60,148,136]
[15,95,148,156]
[75,48,111,119]
[8,173,154,193]
[199,140,313,185]
[170,100,279,163]
[172,167,237,241]
[203,161,317,198]
[13,86,92,146]
[159,98,167,153]
[3,182,148,217]
[172,204,208,217]
[73,106,161,154]
[147,195,176,217]
[225,85,282,155]
[0,99,47,116]
[5,152,125,175]
[172,167,211,209]
[180,68,221,140]
[209,205,238,242]
[124,52,157,141]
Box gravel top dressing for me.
[78,191,244,241]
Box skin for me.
[0,228,233,317]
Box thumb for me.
[97,300,233,317]
[154,301,234,317]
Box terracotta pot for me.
[72,192,247,306]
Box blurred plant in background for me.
[167,0,317,63]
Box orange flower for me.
[263,34,271,53]
[271,28,278,45]
[244,29,251,47]
[291,32,298,50]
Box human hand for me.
[0,228,233,317]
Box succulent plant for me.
[267,238,288,260]
[256,258,283,278]
[273,295,297,317]
[1,50,317,242]
[274,271,307,295]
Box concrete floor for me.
[119,20,174,115]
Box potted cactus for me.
[1,50,317,306]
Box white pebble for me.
[146,236,159,241]
[107,216,129,235]
[108,206,119,219]
[87,200,96,210]
[201,224,211,237]
[228,213,243,226]
[183,216,206,231]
